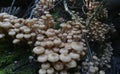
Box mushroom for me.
[12,28,19,33]
[39,69,46,74]
[47,67,55,74]
[66,60,77,68]
[37,35,44,41]
[69,52,80,60]
[71,42,84,51]
[45,49,53,55]
[48,53,59,62]
[59,48,68,54]
[37,54,48,62]
[34,41,41,46]
[33,46,45,55]
[14,23,21,28]
[60,71,68,74]
[24,34,31,39]
[12,39,20,44]
[53,48,59,53]
[40,42,46,47]
[0,34,5,39]
[23,28,31,33]
[0,22,12,28]
[45,31,55,37]
[99,70,105,74]
[60,54,71,62]
[16,33,24,39]
[53,39,62,46]
[46,41,54,48]
[53,62,64,71]
[39,24,46,30]
[60,23,67,32]
[41,62,51,69]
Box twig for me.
[85,34,93,61]
[9,0,16,14]
[63,0,76,20]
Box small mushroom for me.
[71,42,84,51]
[47,67,55,74]
[0,34,5,39]
[69,52,80,60]
[12,39,20,44]
[0,22,12,28]
[16,33,24,39]
[53,39,62,46]
[48,53,59,62]
[54,62,64,71]
[39,69,46,74]
[33,46,45,55]
[66,60,77,68]
[60,54,71,62]
[37,54,48,62]
[41,62,50,69]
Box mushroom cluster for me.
[82,55,107,74]
[88,19,110,41]
[82,44,113,74]
[99,44,113,67]
[82,55,100,74]
[33,18,87,73]
[0,12,87,73]
[84,1,110,41]
[33,0,56,18]
[0,13,38,45]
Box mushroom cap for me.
[71,42,84,51]
[54,62,64,71]
[0,34,5,38]
[66,60,77,68]
[46,41,54,48]
[64,43,72,50]
[33,46,45,55]
[47,67,55,74]
[99,70,105,74]
[37,54,48,62]
[16,33,24,39]
[39,69,46,74]
[60,70,68,74]
[60,23,67,28]
[59,48,68,54]
[23,28,31,33]
[8,31,16,36]
[48,53,59,62]
[41,63,50,69]
[24,34,31,39]
[53,39,62,46]
[69,52,80,60]
[12,39,20,44]
[0,22,12,28]
[60,54,71,62]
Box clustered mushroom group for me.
[0,12,87,74]
[0,0,114,74]
[88,19,110,41]
[85,0,110,41]
[32,12,87,73]
[33,0,56,18]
